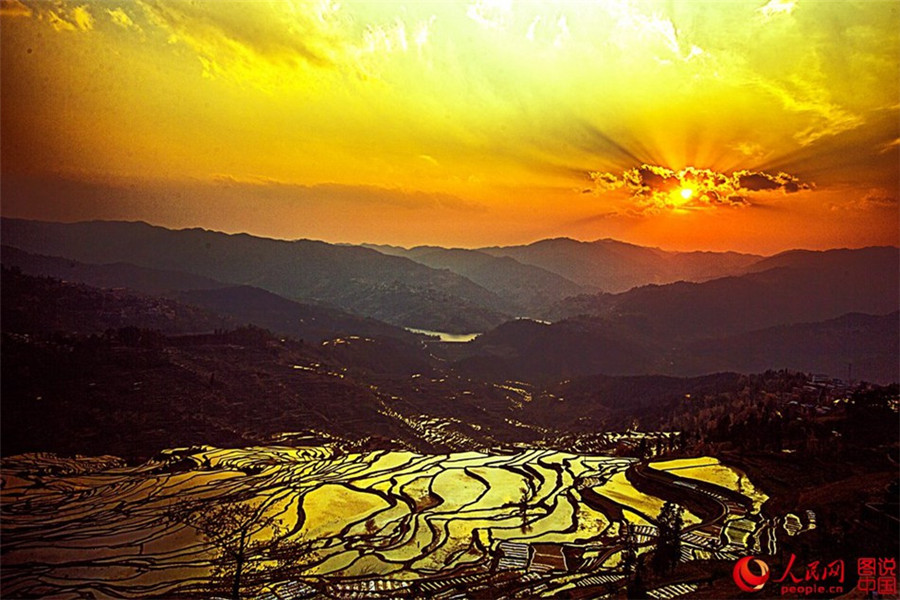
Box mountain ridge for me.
[1,246,422,343]
[0,218,513,333]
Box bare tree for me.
[166,497,295,599]
[517,485,532,534]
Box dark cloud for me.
[624,164,681,195]
[736,172,781,191]
[0,173,485,233]
[735,170,810,193]
[862,192,898,208]
[588,164,813,214]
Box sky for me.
[1,0,898,254]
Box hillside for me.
[545,247,899,336]
[0,268,531,458]
[452,317,661,382]
[0,244,227,294]
[455,246,899,383]
[2,248,421,343]
[2,263,896,600]
[681,311,900,384]
[366,245,586,313]
[177,286,419,343]
[744,246,899,273]
[478,237,761,292]
[457,311,897,384]
[0,447,766,599]
[0,219,512,333]
[0,266,232,336]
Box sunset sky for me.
[2,0,898,253]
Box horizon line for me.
[3,215,898,257]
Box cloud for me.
[0,0,32,18]
[735,170,808,193]
[29,3,94,31]
[759,0,796,21]
[70,4,92,29]
[209,175,485,212]
[604,0,705,64]
[466,0,512,31]
[14,0,437,90]
[589,171,622,191]
[137,0,346,73]
[107,7,139,31]
[878,138,900,155]
[754,78,865,146]
[590,164,813,214]
[15,0,361,86]
[832,189,900,212]
[860,190,899,208]
[731,141,769,161]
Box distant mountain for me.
[477,237,761,292]
[455,246,899,383]
[456,310,898,384]
[546,247,899,337]
[1,266,231,335]
[453,317,661,382]
[1,245,226,294]
[744,246,899,274]
[1,219,512,333]
[1,247,421,343]
[177,286,418,343]
[682,312,899,384]
[365,245,586,313]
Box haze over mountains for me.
[478,238,763,292]
[2,217,898,383]
[365,244,588,314]
[1,219,510,333]
[0,219,768,321]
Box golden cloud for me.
[0,0,32,18]
[590,164,813,214]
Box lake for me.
[405,327,481,342]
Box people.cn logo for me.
[733,556,771,593]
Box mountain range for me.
[2,217,897,383]
[478,237,763,292]
[0,219,771,330]
[454,246,898,383]
[1,219,509,333]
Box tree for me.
[166,496,294,599]
[627,554,649,599]
[365,517,378,537]
[653,501,684,575]
[517,485,532,533]
[621,521,637,576]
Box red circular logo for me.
[733,556,770,593]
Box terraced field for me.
[1,446,780,599]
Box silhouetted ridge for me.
[1,218,512,333]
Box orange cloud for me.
[0,0,31,18]
[590,164,813,214]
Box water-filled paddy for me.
[1,447,774,598]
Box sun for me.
[680,187,694,200]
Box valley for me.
[0,220,897,599]
[4,2,898,597]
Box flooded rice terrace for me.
[0,446,809,599]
